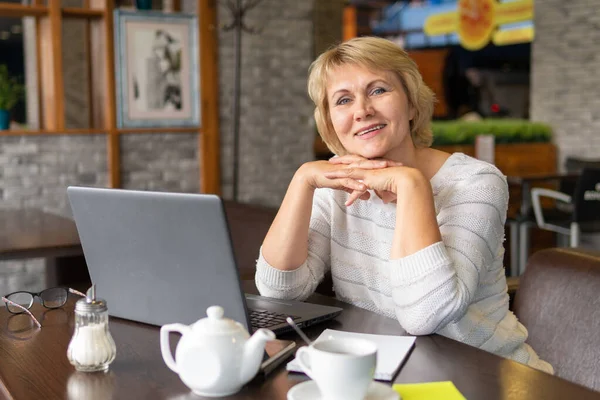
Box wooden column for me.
[38,0,65,130]
[83,0,94,128]
[90,0,120,188]
[342,5,357,42]
[31,0,44,128]
[199,0,220,194]
[89,18,105,129]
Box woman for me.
[255,36,552,373]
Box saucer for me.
[287,380,400,400]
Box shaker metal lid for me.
[75,284,108,312]
[75,297,107,312]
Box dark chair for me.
[513,248,600,391]
[507,182,574,276]
[223,201,278,281]
[515,157,600,275]
[531,168,600,248]
[223,200,336,296]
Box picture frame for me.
[113,10,200,128]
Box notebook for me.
[286,329,416,381]
[66,186,343,335]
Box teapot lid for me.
[194,305,246,335]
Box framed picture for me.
[114,10,200,128]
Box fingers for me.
[331,178,365,192]
[348,160,404,170]
[343,178,366,192]
[344,189,371,206]
[329,155,366,165]
[340,189,369,206]
[349,160,388,169]
[366,159,403,168]
[375,189,398,204]
[380,160,403,167]
[324,168,364,181]
[329,155,403,170]
[342,183,365,206]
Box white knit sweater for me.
[256,153,553,374]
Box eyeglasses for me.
[2,287,86,328]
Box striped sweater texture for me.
[256,153,553,374]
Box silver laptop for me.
[66,186,342,335]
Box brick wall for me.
[0,135,108,215]
[216,0,345,206]
[530,0,600,170]
[120,133,199,192]
[217,0,317,206]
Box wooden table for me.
[1,285,599,400]
[0,209,85,287]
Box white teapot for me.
[160,305,275,397]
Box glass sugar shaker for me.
[67,285,116,372]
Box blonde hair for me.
[308,36,435,156]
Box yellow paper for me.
[393,381,466,400]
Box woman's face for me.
[326,64,415,160]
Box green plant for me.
[431,119,553,146]
[0,65,24,111]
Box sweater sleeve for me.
[389,167,508,335]
[255,189,332,301]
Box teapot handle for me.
[160,323,191,373]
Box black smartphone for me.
[260,339,297,377]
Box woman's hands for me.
[328,155,404,206]
[298,155,412,207]
[297,158,389,202]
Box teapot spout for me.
[240,328,276,384]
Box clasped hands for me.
[303,154,408,207]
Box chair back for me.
[222,201,336,296]
[223,201,277,281]
[513,248,600,391]
[565,157,600,173]
[561,157,600,196]
[572,168,600,223]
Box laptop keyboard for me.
[249,309,298,329]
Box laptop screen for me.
[67,186,253,328]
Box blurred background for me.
[1,0,599,295]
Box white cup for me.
[295,338,377,400]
